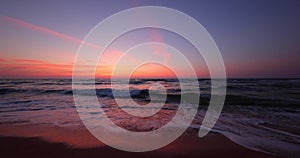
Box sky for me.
[0,0,299,78]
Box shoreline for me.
[0,124,276,158]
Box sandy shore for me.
[0,124,276,158]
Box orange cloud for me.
[0,59,72,78]
[15,59,48,64]
[0,56,139,78]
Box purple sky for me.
[0,0,299,78]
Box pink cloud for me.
[0,58,6,62]
[0,16,101,49]
[148,29,171,64]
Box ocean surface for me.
[0,79,299,157]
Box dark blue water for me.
[0,79,299,157]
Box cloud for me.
[0,58,72,78]
[148,29,171,64]
[15,59,47,64]
[0,16,101,49]
[0,57,140,78]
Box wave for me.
[2,87,299,108]
[0,88,72,95]
[0,88,28,95]
[1,79,300,107]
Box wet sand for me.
[0,124,276,158]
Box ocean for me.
[0,79,299,157]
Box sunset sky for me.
[0,0,299,78]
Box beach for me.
[0,124,275,158]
